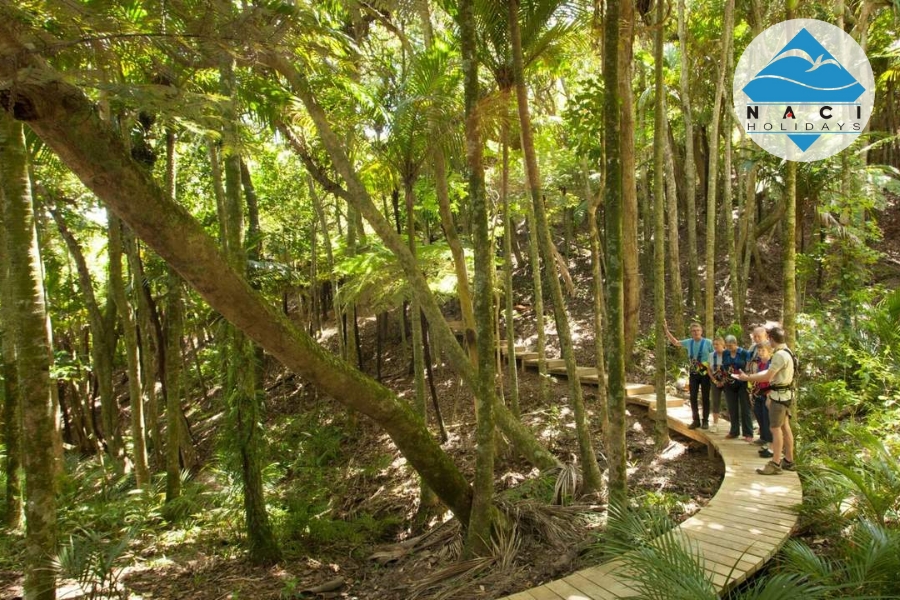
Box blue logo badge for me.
[733,19,874,161]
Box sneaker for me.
[757,460,782,475]
[701,422,709,430]
[781,459,796,471]
[711,423,719,433]
[752,438,766,446]
[724,433,738,439]
[758,448,774,458]
[688,422,701,430]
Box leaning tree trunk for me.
[0,33,482,526]
[1,114,57,600]
[108,218,151,488]
[267,53,560,473]
[460,0,496,554]
[653,0,670,449]
[309,177,345,359]
[704,0,735,335]
[510,0,603,494]
[678,0,701,314]
[603,0,628,509]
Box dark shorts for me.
[769,398,792,427]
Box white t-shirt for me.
[768,345,794,401]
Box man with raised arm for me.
[665,321,713,430]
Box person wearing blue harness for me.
[665,321,713,429]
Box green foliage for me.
[714,323,743,341]
[56,525,136,600]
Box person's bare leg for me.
[770,426,783,463]
[782,420,794,463]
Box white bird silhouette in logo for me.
[767,48,842,72]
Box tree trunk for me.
[124,233,162,469]
[678,0,701,314]
[406,179,439,517]
[309,177,345,358]
[108,218,151,488]
[783,162,797,347]
[218,56,282,565]
[500,112,520,416]
[653,0,670,449]
[704,0,735,335]
[724,99,737,323]
[664,130,685,337]
[1,114,57,600]
[0,180,22,529]
[510,0,603,494]
[620,0,640,362]
[603,0,628,509]
[461,0,496,554]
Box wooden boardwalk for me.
[496,348,803,600]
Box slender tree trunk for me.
[164,271,184,503]
[704,0,734,335]
[434,149,476,360]
[460,0,496,553]
[603,0,628,509]
[217,56,282,565]
[108,218,151,488]
[510,0,603,494]
[406,180,439,516]
[500,114,520,416]
[784,162,797,347]
[664,130,685,336]
[784,0,797,347]
[620,0,640,361]
[125,233,162,469]
[588,202,610,438]
[724,104,737,322]
[678,0,701,314]
[1,114,57,600]
[653,0,670,448]
[309,177,345,358]
[0,183,22,529]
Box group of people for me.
[663,321,796,476]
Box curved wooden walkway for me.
[496,346,803,600]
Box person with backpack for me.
[735,326,796,475]
[664,321,712,430]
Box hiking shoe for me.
[724,433,738,439]
[781,459,796,471]
[701,422,709,430]
[758,448,774,458]
[689,422,701,430]
[752,438,767,445]
[757,460,782,475]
